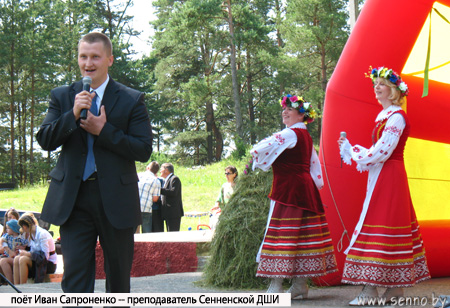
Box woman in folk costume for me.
[338,67,430,306]
[251,95,338,299]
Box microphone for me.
[340,132,346,167]
[80,76,92,120]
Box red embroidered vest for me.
[268,128,324,214]
[372,110,410,162]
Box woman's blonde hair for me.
[18,212,38,234]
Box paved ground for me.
[0,232,448,307]
[1,272,449,308]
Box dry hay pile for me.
[202,166,273,289]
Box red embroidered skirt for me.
[256,202,338,278]
[342,160,431,287]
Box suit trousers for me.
[60,178,134,293]
[164,218,181,232]
[141,212,152,233]
[151,209,164,232]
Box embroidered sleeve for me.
[340,139,353,166]
[250,128,297,171]
[342,113,406,172]
[310,146,324,189]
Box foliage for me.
[278,0,349,140]
[230,139,250,160]
[0,0,351,188]
[0,0,150,185]
[149,0,349,165]
[202,164,273,289]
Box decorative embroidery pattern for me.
[274,133,285,145]
[342,258,430,287]
[384,125,402,136]
[257,253,337,277]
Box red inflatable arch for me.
[318,0,450,285]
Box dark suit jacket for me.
[160,174,184,220]
[36,78,152,229]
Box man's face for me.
[78,41,113,89]
[160,166,169,178]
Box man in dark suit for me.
[159,163,184,231]
[36,32,152,293]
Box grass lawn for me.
[0,158,248,239]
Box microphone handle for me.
[80,109,88,120]
[80,83,91,120]
[339,131,346,168]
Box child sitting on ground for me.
[0,219,28,283]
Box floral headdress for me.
[279,94,317,123]
[367,66,409,97]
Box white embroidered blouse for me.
[250,122,324,189]
[340,105,406,172]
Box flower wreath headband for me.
[279,94,317,123]
[367,66,409,97]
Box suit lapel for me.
[101,79,120,117]
[164,174,173,188]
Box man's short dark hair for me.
[79,32,113,56]
[148,161,160,174]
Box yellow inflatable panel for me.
[405,138,450,220]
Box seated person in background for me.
[14,213,57,284]
[0,219,28,283]
[2,208,20,236]
[1,208,21,256]
[210,166,238,229]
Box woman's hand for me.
[337,136,346,146]
[9,249,16,258]
[338,132,347,146]
[18,249,30,257]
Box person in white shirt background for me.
[138,161,161,233]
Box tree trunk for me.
[20,100,27,186]
[225,0,243,142]
[205,99,214,163]
[212,122,223,161]
[29,2,36,185]
[30,69,36,185]
[246,52,256,145]
[319,44,328,139]
[349,0,359,31]
[275,0,285,131]
[9,40,16,184]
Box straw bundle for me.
[202,167,273,289]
